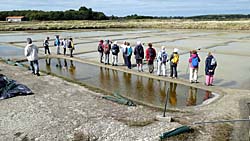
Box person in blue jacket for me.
[205,52,217,86]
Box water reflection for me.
[186,87,197,106]
[169,82,177,106]
[37,58,214,108]
[69,60,76,80]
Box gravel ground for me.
[0,62,249,141]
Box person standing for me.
[111,41,120,66]
[205,52,217,86]
[103,40,111,65]
[43,36,50,55]
[134,41,144,72]
[126,42,132,69]
[68,38,74,57]
[54,35,61,54]
[24,38,40,76]
[145,43,156,73]
[62,38,67,55]
[121,41,127,66]
[189,50,201,83]
[97,40,104,63]
[157,46,168,76]
[169,48,179,78]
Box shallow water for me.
[33,58,213,108]
[0,45,24,59]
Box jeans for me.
[170,64,177,78]
[44,46,50,54]
[157,61,166,76]
[189,68,198,82]
[30,60,39,74]
[112,54,118,65]
[127,55,131,69]
[104,53,110,64]
[56,45,60,54]
[99,52,103,63]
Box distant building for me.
[6,16,25,22]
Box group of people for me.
[43,35,75,57]
[24,35,75,77]
[97,40,217,86]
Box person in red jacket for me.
[145,43,156,73]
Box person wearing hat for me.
[111,41,120,66]
[169,48,179,78]
[24,38,40,76]
[157,46,168,76]
[134,41,144,72]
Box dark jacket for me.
[111,44,120,55]
[134,45,144,59]
[205,55,217,75]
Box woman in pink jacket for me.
[189,50,201,83]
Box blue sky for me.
[1,0,250,16]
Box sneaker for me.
[36,73,40,76]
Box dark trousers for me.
[63,48,66,55]
[30,60,39,74]
[127,55,131,69]
[123,53,127,66]
[170,64,177,78]
[44,46,50,54]
[70,48,74,57]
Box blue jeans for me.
[30,60,39,74]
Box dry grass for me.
[1,19,250,31]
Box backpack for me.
[171,54,179,64]
[161,52,167,63]
[68,41,72,48]
[104,44,110,54]
[149,48,155,58]
[138,46,144,56]
[97,44,103,52]
[210,58,216,66]
[43,40,48,47]
[111,45,119,55]
[192,56,199,68]
[61,41,64,46]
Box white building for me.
[6,16,25,22]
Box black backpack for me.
[97,44,103,52]
[149,48,155,58]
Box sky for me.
[0,0,250,17]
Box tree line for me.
[1,6,249,21]
[0,6,108,21]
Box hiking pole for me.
[163,88,170,117]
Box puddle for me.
[25,58,214,108]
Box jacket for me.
[134,45,144,59]
[189,54,201,68]
[205,55,217,75]
[146,47,156,61]
[169,52,179,66]
[24,44,39,61]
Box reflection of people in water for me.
[69,60,76,79]
[186,87,197,106]
[112,69,119,89]
[45,58,51,72]
[56,58,62,68]
[62,59,68,71]
[203,90,212,101]
[135,76,144,99]
[159,81,167,104]
[169,82,177,106]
